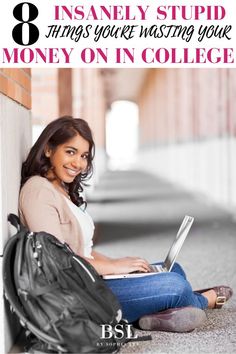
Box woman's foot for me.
[138,306,207,333]
[197,286,233,309]
[201,289,217,309]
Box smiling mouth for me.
[65,167,80,176]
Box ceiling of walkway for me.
[100,69,148,107]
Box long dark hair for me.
[21,116,95,207]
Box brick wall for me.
[0,69,31,109]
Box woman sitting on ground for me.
[19,116,233,333]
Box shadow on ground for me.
[88,169,236,354]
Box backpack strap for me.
[8,213,23,232]
[8,214,29,277]
[129,334,152,342]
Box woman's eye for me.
[66,150,75,155]
[82,154,89,160]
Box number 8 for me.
[12,2,39,46]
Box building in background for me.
[136,69,236,209]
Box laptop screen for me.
[163,215,194,272]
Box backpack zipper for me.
[72,256,95,283]
[64,243,96,283]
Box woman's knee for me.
[166,272,192,298]
[171,262,187,278]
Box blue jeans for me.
[105,262,208,323]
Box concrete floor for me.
[87,169,236,354]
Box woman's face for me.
[46,133,90,186]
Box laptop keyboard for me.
[130,264,167,274]
[149,264,165,272]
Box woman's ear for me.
[44,145,51,158]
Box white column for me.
[0,94,31,353]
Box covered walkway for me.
[1,67,236,352]
[88,169,236,353]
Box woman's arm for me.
[86,250,151,276]
[91,250,112,261]
[19,182,65,240]
[20,179,151,276]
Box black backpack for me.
[3,214,151,353]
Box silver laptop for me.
[103,215,194,280]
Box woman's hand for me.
[86,252,151,276]
[110,257,151,274]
